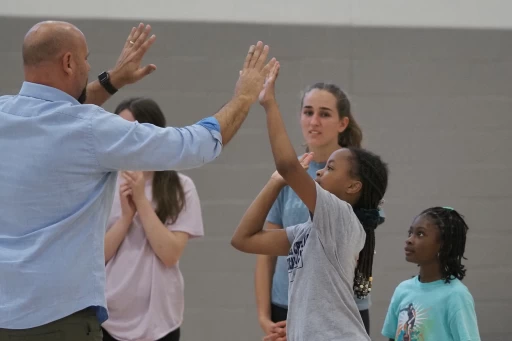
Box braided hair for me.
[419,207,469,283]
[347,148,389,299]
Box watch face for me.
[99,72,109,82]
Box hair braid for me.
[348,148,389,298]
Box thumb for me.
[135,64,157,80]
[299,152,314,166]
[274,320,287,328]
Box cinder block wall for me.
[1,17,511,340]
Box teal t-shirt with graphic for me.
[382,276,481,341]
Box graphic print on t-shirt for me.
[395,302,431,341]
[287,231,309,283]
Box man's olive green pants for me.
[0,308,102,341]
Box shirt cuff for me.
[196,116,220,133]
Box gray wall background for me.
[1,17,511,340]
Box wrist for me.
[269,177,286,188]
[119,215,133,227]
[107,69,126,90]
[262,99,278,111]
[258,314,271,324]
[133,193,149,207]
[233,94,254,108]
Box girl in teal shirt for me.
[382,207,481,341]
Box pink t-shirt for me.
[103,173,204,341]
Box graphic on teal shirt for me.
[395,302,431,341]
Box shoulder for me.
[177,172,196,190]
[394,277,417,294]
[54,103,104,121]
[446,279,475,304]
[386,277,417,308]
[315,183,347,206]
[314,182,354,217]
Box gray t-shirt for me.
[285,183,370,341]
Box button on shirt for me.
[0,82,222,329]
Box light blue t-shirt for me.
[382,276,481,341]
[0,82,222,329]
[266,160,371,311]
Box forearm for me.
[255,255,277,322]
[213,95,253,145]
[232,179,285,249]
[104,216,132,263]
[135,197,185,267]
[264,101,302,174]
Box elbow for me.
[230,236,242,251]
[275,161,299,179]
[162,257,179,268]
[230,234,247,252]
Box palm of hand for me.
[258,78,275,104]
[259,63,280,105]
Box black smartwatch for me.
[98,71,118,95]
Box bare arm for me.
[104,216,132,263]
[261,63,317,213]
[231,178,290,256]
[213,42,276,146]
[120,171,191,267]
[212,95,252,146]
[84,80,114,107]
[105,181,136,263]
[85,23,157,107]
[255,222,281,330]
[134,197,189,267]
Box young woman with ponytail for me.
[102,98,204,341]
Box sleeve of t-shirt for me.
[448,291,481,341]
[105,174,122,232]
[312,182,364,256]
[381,287,401,339]
[285,224,301,245]
[165,175,204,239]
[90,107,223,172]
[266,187,285,227]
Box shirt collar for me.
[18,81,81,105]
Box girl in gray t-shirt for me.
[231,62,389,341]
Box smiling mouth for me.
[309,131,321,135]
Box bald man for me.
[0,21,275,340]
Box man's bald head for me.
[22,21,85,66]
[22,21,91,104]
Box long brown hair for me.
[300,82,362,148]
[115,97,186,224]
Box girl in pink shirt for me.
[102,98,204,341]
